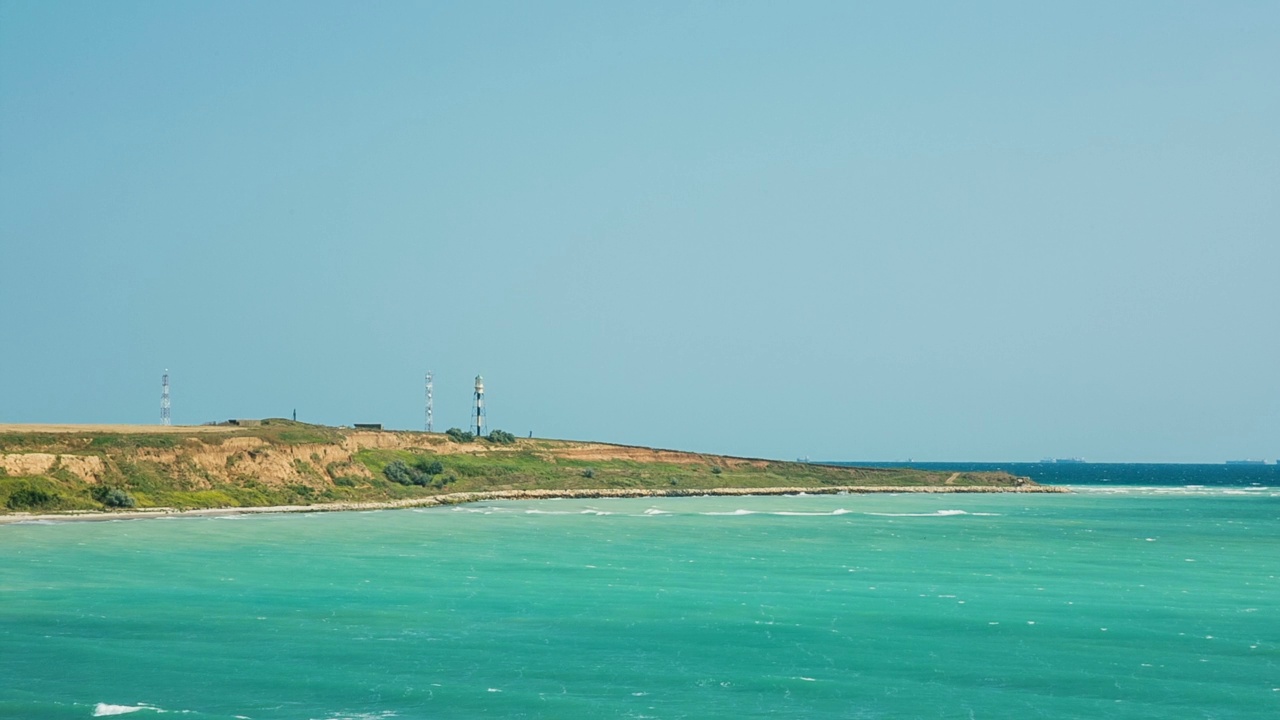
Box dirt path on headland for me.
[0,424,237,434]
[0,484,1069,524]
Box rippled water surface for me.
[2,490,1277,718]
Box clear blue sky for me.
[2,2,1277,462]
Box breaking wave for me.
[864,509,986,517]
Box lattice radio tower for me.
[161,370,171,426]
[425,371,434,432]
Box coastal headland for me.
[0,420,1061,521]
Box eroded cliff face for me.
[0,453,106,482]
[0,429,778,491]
[0,430,436,490]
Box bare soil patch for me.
[0,424,237,434]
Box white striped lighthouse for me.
[472,375,486,437]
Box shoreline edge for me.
[0,484,1068,525]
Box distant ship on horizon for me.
[1040,457,1086,464]
[1224,459,1267,466]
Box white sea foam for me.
[772,509,853,516]
[642,508,670,515]
[701,509,757,516]
[865,510,971,517]
[93,704,159,717]
[1071,485,1277,497]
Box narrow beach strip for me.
[0,484,1068,524]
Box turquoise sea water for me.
[2,488,1278,719]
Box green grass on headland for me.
[0,421,1035,514]
[352,449,1012,493]
[0,418,344,455]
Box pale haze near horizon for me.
[1,2,1276,463]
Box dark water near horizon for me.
[830,461,1280,487]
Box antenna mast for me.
[425,371,434,432]
[161,370,171,426]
